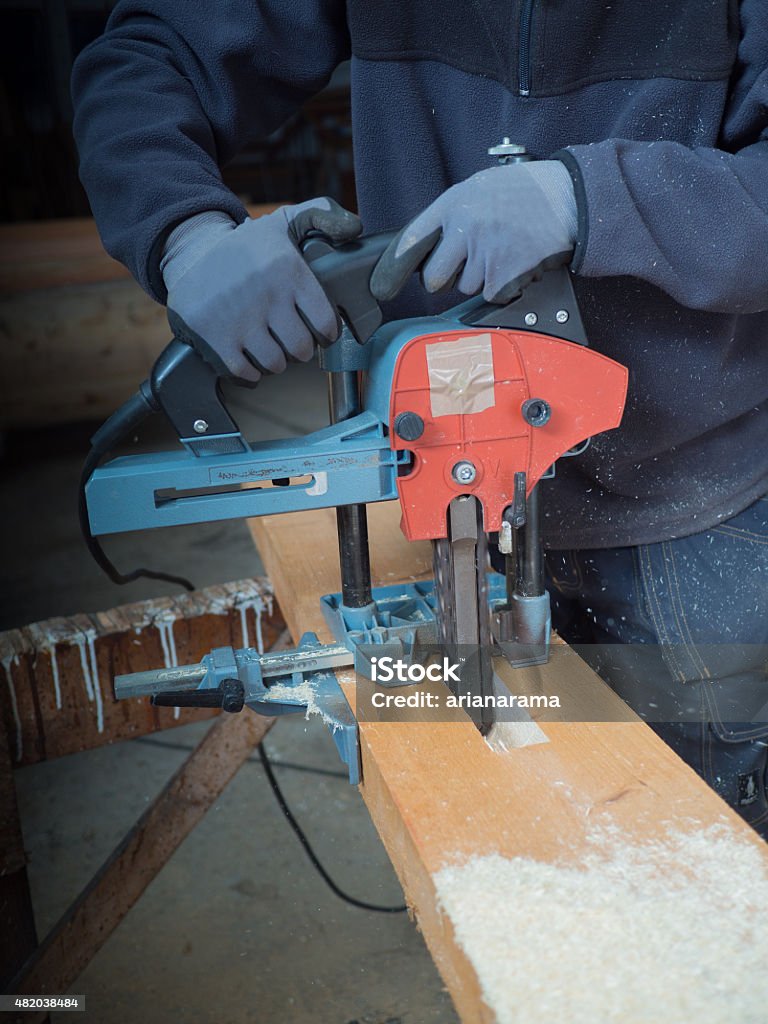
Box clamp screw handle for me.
[151,678,245,713]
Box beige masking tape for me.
[426,332,496,417]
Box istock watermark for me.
[370,655,460,684]
[359,650,566,722]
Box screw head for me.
[521,398,552,428]
[193,419,209,434]
[555,309,569,324]
[524,312,538,327]
[488,139,527,159]
[394,411,425,442]
[452,460,477,485]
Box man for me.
[72,1,768,835]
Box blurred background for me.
[1,1,356,224]
[0,0,357,630]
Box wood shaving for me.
[434,823,768,1023]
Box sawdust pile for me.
[433,824,767,1023]
[265,679,321,718]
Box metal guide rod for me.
[114,642,354,699]
[328,370,373,608]
[512,484,544,598]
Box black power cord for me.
[258,743,407,914]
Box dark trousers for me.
[545,495,768,839]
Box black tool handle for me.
[146,330,240,443]
[302,229,396,345]
[151,679,245,713]
[148,230,397,444]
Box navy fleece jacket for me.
[71,0,768,549]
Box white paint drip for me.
[2,655,22,761]
[155,614,180,719]
[156,618,178,670]
[86,632,104,734]
[234,592,269,654]
[0,580,274,736]
[30,624,66,710]
[255,603,264,655]
[49,645,62,709]
[74,630,104,733]
[76,633,94,702]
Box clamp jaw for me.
[117,634,361,783]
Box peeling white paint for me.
[154,613,180,719]
[2,655,22,761]
[0,580,274,739]
[236,597,266,653]
[255,604,264,655]
[31,624,65,711]
[156,618,178,671]
[232,584,272,654]
[86,631,104,734]
[75,630,104,733]
[76,633,94,702]
[50,645,62,709]
[238,602,251,649]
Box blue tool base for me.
[321,576,511,676]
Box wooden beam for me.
[9,708,275,1016]
[0,206,279,294]
[0,205,278,427]
[1,278,171,427]
[0,727,38,991]
[249,502,768,1023]
[0,579,283,767]
[0,216,130,293]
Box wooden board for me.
[0,205,279,294]
[0,579,283,767]
[249,502,768,1023]
[0,279,172,427]
[0,726,38,989]
[0,205,278,427]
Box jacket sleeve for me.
[71,0,349,301]
[558,0,768,315]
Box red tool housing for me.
[389,327,628,542]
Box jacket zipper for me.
[518,0,536,97]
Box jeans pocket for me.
[636,515,768,683]
[635,542,707,683]
[706,715,768,837]
[711,493,768,545]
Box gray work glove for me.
[161,198,362,383]
[370,161,577,304]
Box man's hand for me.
[371,161,577,305]
[162,198,362,383]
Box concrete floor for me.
[5,362,458,1023]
